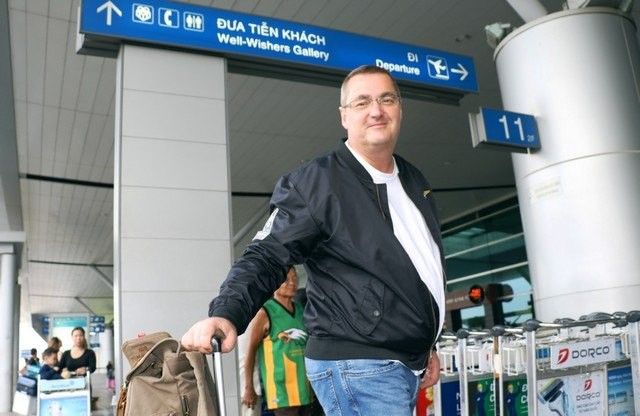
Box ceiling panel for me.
[78,297,114,319]
[41,107,59,176]
[76,57,104,113]
[93,61,116,115]
[25,13,47,106]
[43,18,68,108]
[26,103,43,174]
[64,111,91,178]
[26,0,49,15]
[52,108,75,177]
[8,8,26,102]
[59,29,85,110]
[251,0,284,16]
[49,0,73,21]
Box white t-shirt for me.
[346,142,445,335]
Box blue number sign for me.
[79,0,478,95]
[469,107,540,151]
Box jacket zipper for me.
[428,292,439,353]
[361,154,442,361]
[375,184,386,220]
[376,180,440,353]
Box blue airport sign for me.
[469,107,540,151]
[79,0,478,94]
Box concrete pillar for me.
[114,44,238,414]
[98,328,114,369]
[12,282,20,399]
[494,8,640,320]
[0,250,16,412]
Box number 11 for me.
[498,115,525,141]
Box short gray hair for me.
[340,65,400,106]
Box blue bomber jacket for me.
[209,140,445,370]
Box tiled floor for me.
[92,370,117,416]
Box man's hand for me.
[241,387,258,409]
[419,350,441,389]
[181,317,238,354]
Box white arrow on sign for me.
[96,1,122,26]
[451,63,468,81]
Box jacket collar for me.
[336,138,374,184]
[336,138,404,184]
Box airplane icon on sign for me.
[427,56,449,80]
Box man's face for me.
[275,268,298,298]
[340,73,402,152]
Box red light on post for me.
[468,285,485,304]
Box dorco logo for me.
[572,346,610,359]
[558,346,610,363]
[557,348,569,364]
[576,391,600,401]
[550,338,616,369]
[584,379,592,391]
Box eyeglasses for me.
[341,93,401,111]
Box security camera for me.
[485,23,514,49]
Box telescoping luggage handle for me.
[210,337,226,416]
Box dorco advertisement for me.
[537,371,605,416]
[440,380,461,416]
[468,377,495,416]
[607,366,635,416]
[549,337,619,369]
[503,377,528,416]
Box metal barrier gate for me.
[457,328,496,416]
[524,312,636,416]
[628,311,640,416]
[493,325,528,416]
[427,310,640,416]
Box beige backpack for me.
[117,332,219,416]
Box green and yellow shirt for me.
[258,299,312,410]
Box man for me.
[237,331,263,416]
[243,267,313,416]
[19,348,40,375]
[182,65,446,415]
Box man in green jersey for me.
[242,266,313,416]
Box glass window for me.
[442,197,533,329]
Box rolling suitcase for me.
[210,338,226,416]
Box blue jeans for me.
[304,358,420,416]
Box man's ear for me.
[339,107,348,130]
